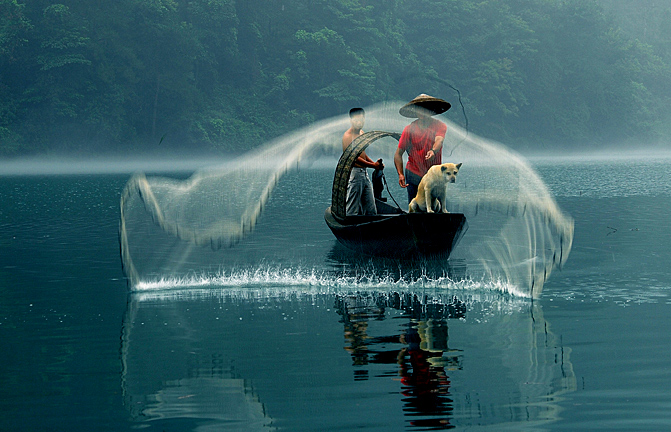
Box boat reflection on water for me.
[336,292,465,429]
[326,242,469,283]
[121,285,575,430]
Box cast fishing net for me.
[119,101,573,297]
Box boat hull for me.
[324,204,468,259]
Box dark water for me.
[2,156,671,431]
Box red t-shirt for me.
[398,118,447,177]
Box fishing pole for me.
[426,75,469,157]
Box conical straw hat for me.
[399,94,451,118]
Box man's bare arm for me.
[425,135,445,160]
[355,152,382,169]
[394,147,407,188]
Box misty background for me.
[1,0,670,157]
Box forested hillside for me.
[1,0,669,155]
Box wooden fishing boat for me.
[325,131,468,259]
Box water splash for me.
[132,266,529,299]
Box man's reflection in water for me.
[336,292,465,429]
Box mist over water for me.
[118,101,573,297]
[0,157,232,176]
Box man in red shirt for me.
[393,94,451,203]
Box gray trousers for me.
[346,168,377,216]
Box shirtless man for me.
[342,108,383,216]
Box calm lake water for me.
[2,155,671,431]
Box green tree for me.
[0,0,32,152]
[0,0,669,155]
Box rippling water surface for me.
[1,155,671,430]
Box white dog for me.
[409,163,462,213]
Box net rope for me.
[119,101,573,297]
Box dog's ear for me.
[441,165,447,172]
[456,163,462,169]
